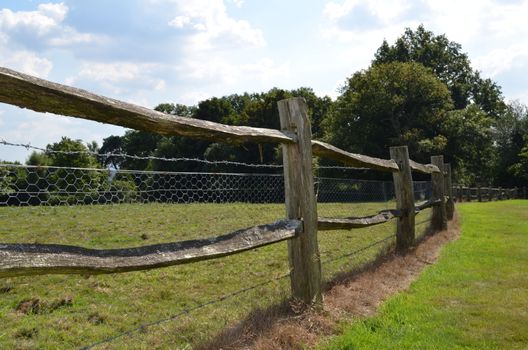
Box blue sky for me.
[1,0,527,162]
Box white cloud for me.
[323,0,411,23]
[64,61,167,101]
[0,2,103,48]
[228,0,245,8]
[0,49,52,77]
[165,0,266,50]
[474,45,528,77]
[179,57,289,88]
[168,15,191,28]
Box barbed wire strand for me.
[322,234,396,265]
[79,271,291,350]
[1,140,374,171]
[81,234,398,349]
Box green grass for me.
[0,201,410,349]
[322,200,528,350]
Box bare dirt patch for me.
[198,215,460,350]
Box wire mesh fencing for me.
[414,180,433,240]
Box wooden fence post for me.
[523,187,526,199]
[431,156,447,231]
[467,187,472,202]
[458,185,463,202]
[444,163,454,220]
[278,97,322,307]
[498,187,503,200]
[477,186,482,202]
[390,146,415,251]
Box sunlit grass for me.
[0,202,400,349]
[322,200,528,350]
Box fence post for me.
[477,186,482,202]
[390,146,415,251]
[498,187,503,200]
[431,156,447,231]
[278,97,322,307]
[458,185,463,202]
[467,187,472,202]
[444,163,454,220]
[523,187,526,199]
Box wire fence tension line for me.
[79,272,291,350]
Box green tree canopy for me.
[27,137,100,168]
[374,25,505,117]
[323,61,453,162]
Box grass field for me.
[0,201,427,350]
[322,200,528,350]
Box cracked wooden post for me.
[444,163,454,220]
[278,97,322,307]
[431,156,447,231]
[390,146,415,251]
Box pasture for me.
[0,201,428,349]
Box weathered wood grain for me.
[415,199,442,212]
[431,156,447,231]
[279,98,322,306]
[317,210,397,231]
[0,67,294,145]
[444,163,454,219]
[0,219,301,278]
[390,146,415,251]
[311,140,399,172]
[409,159,441,174]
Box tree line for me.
[16,26,528,187]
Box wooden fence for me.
[0,67,520,306]
[455,186,521,202]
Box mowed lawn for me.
[322,200,528,350]
[0,201,405,349]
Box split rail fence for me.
[0,66,519,307]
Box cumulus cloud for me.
[165,0,266,50]
[179,57,289,89]
[65,61,167,97]
[0,48,52,77]
[0,2,103,49]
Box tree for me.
[509,142,528,182]
[495,101,528,185]
[322,61,453,162]
[374,25,505,117]
[440,105,496,185]
[45,137,100,168]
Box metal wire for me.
[1,140,372,171]
[0,140,283,169]
[0,164,286,206]
[321,234,396,265]
[79,271,291,350]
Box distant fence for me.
[0,66,522,310]
[454,185,524,202]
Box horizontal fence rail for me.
[0,219,301,278]
[0,67,295,145]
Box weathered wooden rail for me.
[0,66,514,308]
